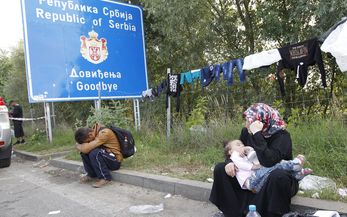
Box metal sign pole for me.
[133,99,141,130]
[166,68,171,140]
[94,87,101,111]
[44,102,53,143]
[51,102,56,128]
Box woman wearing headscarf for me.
[210,103,298,217]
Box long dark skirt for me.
[13,121,24,138]
[209,162,299,217]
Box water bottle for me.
[245,204,261,217]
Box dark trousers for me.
[13,121,24,138]
[80,148,121,180]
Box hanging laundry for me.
[321,19,347,72]
[151,87,159,97]
[221,58,245,86]
[277,38,327,96]
[180,69,201,85]
[142,88,154,101]
[157,80,168,96]
[319,17,347,43]
[200,65,217,87]
[167,74,182,112]
[242,49,282,70]
[212,65,222,82]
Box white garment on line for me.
[242,49,282,70]
[142,89,153,98]
[321,21,347,72]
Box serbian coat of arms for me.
[80,30,108,64]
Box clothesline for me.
[142,17,347,109]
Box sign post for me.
[21,0,148,103]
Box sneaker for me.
[92,179,110,188]
[79,175,94,183]
[295,168,313,180]
[20,139,26,144]
[301,168,313,176]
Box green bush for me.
[86,100,131,128]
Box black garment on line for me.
[277,38,327,96]
[209,128,298,217]
[166,74,182,112]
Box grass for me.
[15,118,347,203]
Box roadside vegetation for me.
[14,112,347,203]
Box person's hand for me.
[249,120,264,134]
[239,147,247,157]
[225,162,238,177]
[243,146,253,155]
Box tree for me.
[0,50,12,98]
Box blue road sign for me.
[21,0,148,103]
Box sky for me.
[0,0,23,51]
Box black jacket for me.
[277,38,327,96]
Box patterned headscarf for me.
[243,103,286,137]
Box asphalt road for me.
[0,156,218,217]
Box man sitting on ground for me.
[74,123,123,188]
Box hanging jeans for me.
[222,58,245,86]
[80,148,121,180]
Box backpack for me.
[108,125,136,158]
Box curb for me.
[14,150,347,215]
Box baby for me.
[224,139,313,193]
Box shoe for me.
[92,179,110,188]
[20,139,25,144]
[79,175,94,183]
[295,168,313,180]
[301,168,313,176]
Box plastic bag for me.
[129,203,164,214]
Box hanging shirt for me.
[321,20,347,72]
[243,49,282,70]
[200,65,216,87]
[180,69,201,85]
[277,38,327,96]
[157,80,167,96]
[167,74,182,112]
[141,88,154,101]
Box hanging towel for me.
[321,20,347,72]
[319,17,347,43]
[243,49,282,70]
